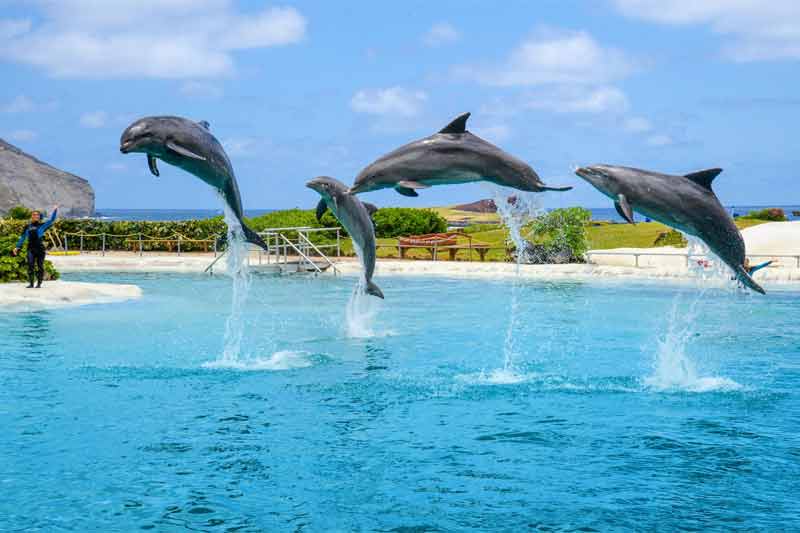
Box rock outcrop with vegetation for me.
[0,138,94,217]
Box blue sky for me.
[1,0,799,210]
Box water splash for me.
[643,294,741,392]
[685,234,739,291]
[219,202,252,363]
[203,350,322,371]
[490,187,543,372]
[344,239,382,338]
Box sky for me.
[1,0,799,211]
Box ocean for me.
[94,206,800,223]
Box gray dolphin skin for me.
[306,176,383,299]
[119,115,268,251]
[349,112,572,197]
[575,164,765,295]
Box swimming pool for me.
[2,273,798,531]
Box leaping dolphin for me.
[575,164,765,294]
[306,176,383,299]
[349,112,572,197]
[119,115,268,251]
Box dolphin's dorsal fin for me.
[198,120,210,130]
[363,202,379,217]
[684,168,722,189]
[438,112,471,134]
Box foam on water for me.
[344,239,383,338]
[456,368,539,385]
[202,350,320,371]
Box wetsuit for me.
[16,209,57,287]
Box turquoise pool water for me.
[2,273,799,531]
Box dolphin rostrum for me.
[307,176,383,299]
[575,164,765,294]
[120,115,268,251]
[349,112,572,197]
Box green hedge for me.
[0,206,447,255]
[372,208,447,238]
[0,233,59,283]
[742,207,786,221]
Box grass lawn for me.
[332,208,773,262]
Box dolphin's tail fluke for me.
[242,223,270,252]
[736,265,766,295]
[365,280,384,299]
[539,185,573,192]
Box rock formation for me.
[0,138,94,217]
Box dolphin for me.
[349,112,572,197]
[119,115,268,251]
[575,164,765,294]
[306,176,383,299]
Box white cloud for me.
[458,28,636,86]
[423,22,461,47]
[350,87,428,117]
[179,81,223,99]
[80,111,108,128]
[646,134,674,146]
[486,86,630,116]
[0,2,306,79]
[7,130,37,142]
[614,0,800,61]
[531,86,630,113]
[624,116,652,133]
[2,95,35,113]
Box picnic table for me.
[396,232,491,261]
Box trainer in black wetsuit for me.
[13,206,58,288]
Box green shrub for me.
[0,234,59,283]
[742,207,786,221]
[528,207,591,262]
[372,208,447,238]
[462,223,502,234]
[7,205,31,220]
[653,229,687,247]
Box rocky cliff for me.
[0,139,94,217]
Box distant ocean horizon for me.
[93,205,800,223]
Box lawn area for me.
[333,210,772,262]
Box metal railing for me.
[206,226,341,275]
[586,250,800,268]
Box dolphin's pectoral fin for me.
[363,202,379,217]
[684,168,722,190]
[397,180,429,190]
[198,120,210,130]
[438,112,471,134]
[147,154,160,177]
[615,194,635,224]
[315,198,329,222]
[395,186,419,197]
[166,140,206,161]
